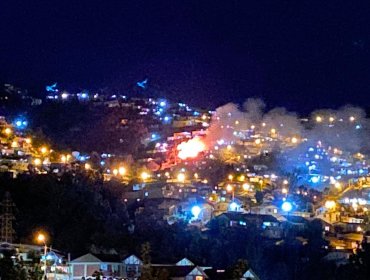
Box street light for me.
[34,158,42,166]
[141,172,149,181]
[118,166,126,176]
[242,183,250,191]
[177,173,185,183]
[191,206,201,219]
[4,127,12,135]
[226,184,234,201]
[40,147,48,155]
[281,201,293,212]
[325,200,336,210]
[36,232,48,280]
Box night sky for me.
[1,0,370,112]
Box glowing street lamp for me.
[36,232,48,279]
[291,137,298,144]
[112,169,118,176]
[61,155,67,163]
[242,183,250,191]
[226,184,235,201]
[34,158,41,166]
[84,163,91,170]
[315,116,322,123]
[40,147,48,155]
[191,205,202,219]
[229,201,240,212]
[3,127,12,135]
[325,200,336,210]
[281,201,293,212]
[141,172,149,181]
[25,138,32,144]
[118,166,126,176]
[228,174,234,181]
[177,173,185,183]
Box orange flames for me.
[177,138,206,160]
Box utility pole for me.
[0,192,16,243]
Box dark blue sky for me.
[1,0,370,112]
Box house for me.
[122,254,142,279]
[283,215,309,232]
[322,250,352,266]
[203,267,259,280]
[241,268,260,280]
[151,264,208,280]
[69,253,121,279]
[213,212,283,239]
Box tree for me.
[227,259,249,280]
[140,242,154,280]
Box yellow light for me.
[226,145,232,150]
[316,116,322,123]
[283,179,289,185]
[239,175,245,181]
[165,172,170,178]
[282,188,288,194]
[25,138,32,144]
[194,173,199,179]
[325,200,336,210]
[329,117,335,122]
[203,179,208,184]
[235,120,239,125]
[242,183,250,191]
[34,158,41,166]
[177,173,185,182]
[251,125,255,129]
[141,172,149,181]
[255,139,261,145]
[36,233,46,243]
[66,154,71,161]
[291,137,298,144]
[349,116,355,122]
[334,182,341,189]
[270,128,276,134]
[226,184,233,192]
[118,166,126,176]
[4,128,12,135]
[84,163,91,170]
[228,174,233,181]
[261,123,266,127]
[112,168,118,176]
[356,226,362,232]
[61,155,67,163]
[202,114,207,120]
[11,141,18,148]
[40,147,47,154]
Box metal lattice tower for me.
[0,192,16,243]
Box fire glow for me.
[177,138,206,160]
